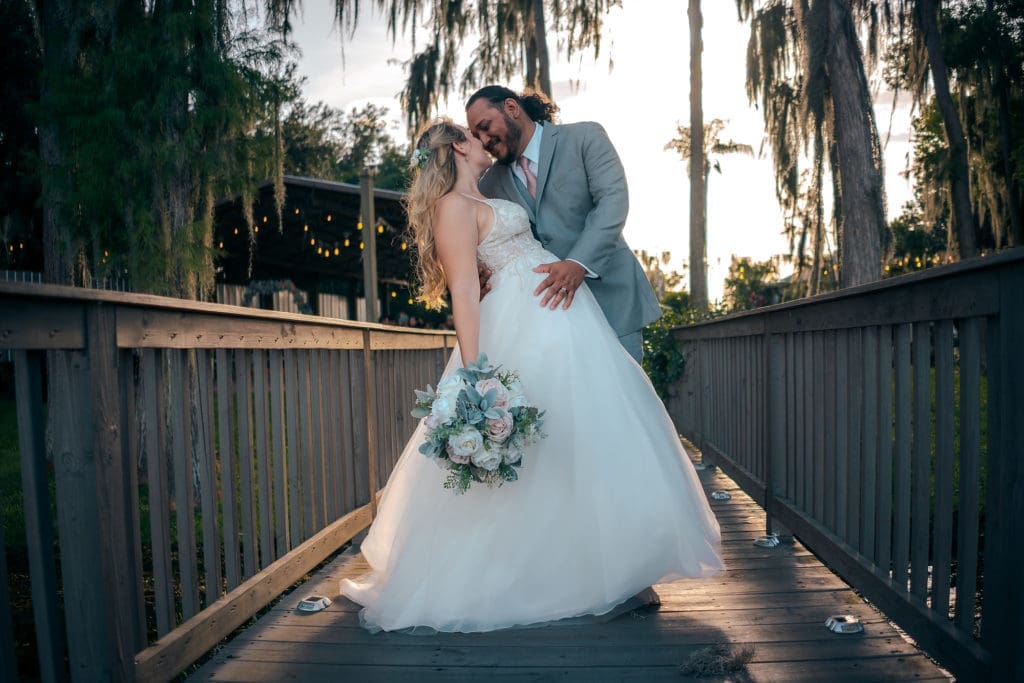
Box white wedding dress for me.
[340,197,723,633]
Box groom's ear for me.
[503,98,522,119]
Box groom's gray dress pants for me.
[619,331,643,365]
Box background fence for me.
[667,248,1024,683]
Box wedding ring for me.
[559,287,568,293]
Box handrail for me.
[0,282,453,682]
[666,247,1024,683]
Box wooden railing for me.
[0,282,452,682]
[667,248,1024,683]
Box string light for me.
[400,241,408,250]
[233,228,239,235]
[310,238,316,246]
[357,221,363,231]
[326,214,333,222]
[218,241,224,249]
[334,247,340,256]
[262,215,268,223]
[359,241,365,250]
[391,291,397,298]
[407,298,414,305]
[317,247,323,255]
[377,224,384,234]
[344,238,350,247]
[294,208,300,215]
[303,224,309,232]
[254,225,259,233]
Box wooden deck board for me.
[190,463,951,682]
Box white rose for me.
[423,413,441,431]
[506,380,527,408]
[430,394,457,424]
[503,448,522,465]
[436,375,465,400]
[446,427,483,464]
[484,414,514,443]
[475,378,510,409]
[471,447,503,471]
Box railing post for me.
[86,304,144,680]
[49,303,142,681]
[983,263,1024,682]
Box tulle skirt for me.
[340,250,723,633]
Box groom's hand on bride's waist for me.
[533,260,585,310]
[477,261,493,300]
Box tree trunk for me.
[688,0,707,310]
[809,126,825,297]
[994,66,1023,246]
[826,0,885,288]
[37,0,79,285]
[917,0,978,258]
[532,0,551,96]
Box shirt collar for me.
[520,122,543,165]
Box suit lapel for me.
[503,165,536,223]
[534,123,558,209]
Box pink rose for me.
[447,450,471,465]
[485,413,514,443]
[475,378,510,409]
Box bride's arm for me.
[433,198,481,366]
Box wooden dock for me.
[189,463,951,682]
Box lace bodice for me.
[475,198,550,272]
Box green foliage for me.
[886,0,1024,252]
[641,290,726,401]
[723,256,779,311]
[33,4,295,297]
[281,100,412,191]
[884,201,949,277]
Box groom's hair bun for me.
[466,85,559,124]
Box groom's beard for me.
[495,111,523,166]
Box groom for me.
[466,85,661,363]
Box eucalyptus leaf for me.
[411,406,430,418]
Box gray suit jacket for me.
[478,121,662,337]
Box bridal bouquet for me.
[411,354,546,493]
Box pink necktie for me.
[518,156,537,198]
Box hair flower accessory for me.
[411,146,431,169]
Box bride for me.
[339,118,723,633]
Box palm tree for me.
[687,0,707,310]
[329,1,619,135]
[737,0,888,289]
[666,120,755,304]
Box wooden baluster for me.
[954,317,981,634]
[14,350,66,679]
[931,320,955,619]
[892,323,913,593]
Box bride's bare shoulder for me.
[432,193,480,239]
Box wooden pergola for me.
[214,174,415,321]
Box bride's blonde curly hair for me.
[405,118,468,309]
